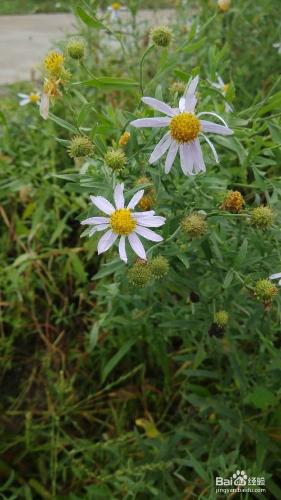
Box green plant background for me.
[0,0,281,498]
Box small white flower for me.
[130,76,233,176]
[269,272,281,285]
[18,92,40,106]
[209,74,233,112]
[273,42,281,54]
[107,2,127,21]
[81,183,166,263]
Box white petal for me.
[89,224,109,236]
[190,140,206,173]
[165,141,179,174]
[197,112,229,128]
[179,97,185,113]
[127,189,144,209]
[201,134,219,163]
[114,183,124,209]
[20,99,29,106]
[97,230,118,254]
[180,143,193,175]
[136,216,166,227]
[39,94,49,120]
[128,233,146,260]
[135,225,163,242]
[132,210,155,218]
[142,97,176,117]
[130,117,170,128]
[200,120,233,135]
[81,216,109,225]
[90,196,115,215]
[149,132,172,164]
[18,93,28,98]
[269,272,281,280]
[119,236,127,263]
[184,75,199,112]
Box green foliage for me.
[1,0,281,498]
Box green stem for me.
[147,227,180,256]
[139,45,155,95]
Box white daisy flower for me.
[81,183,166,263]
[269,272,281,285]
[107,2,127,21]
[18,92,40,106]
[273,42,281,54]
[209,74,233,112]
[130,75,233,176]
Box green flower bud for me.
[251,206,273,229]
[254,279,278,303]
[150,26,173,47]
[149,256,169,280]
[127,259,151,288]
[214,310,229,328]
[104,149,126,172]
[181,212,208,239]
[66,38,86,60]
[68,135,94,158]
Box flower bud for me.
[169,81,186,95]
[68,135,94,158]
[66,38,86,60]
[149,256,169,280]
[221,190,244,213]
[181,212,208,239]
[127,259,151,287]
[150,26,173,47]
[104,149,126,172]
[251,206,273,230]
[119,131,131,147]
[254,279,278,304]
[218,0,231,12]
[214,310,229,328]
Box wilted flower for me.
[18,92,40,106]
[81,183,166,263]
[150,26,173,47]
[40,78,61,120]
[68,136,94,158]
[218,0,231,12]
[251,206,273,229]
[66,38,85,60]
[104,149,127,172]
[221,191,244,212]
[44,51,64,78]
[181,212,208,238]
[119,131,131,147]
[136,177,156,210]
[107,3,127,21]
[130,76,233,175]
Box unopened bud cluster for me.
[254,279,278,304]
[214,310,229,328]
[66,38,86,60]
[128,256,169,287]
[150,26,173,47]
[104,149,127,172]
[68,135,94,158]
[181,212,208,238]
[251,206,273,229]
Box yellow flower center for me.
[169,112,201,143]
[110,208,136,235]
[29,93,39,104]
[44,51,64,75]
[111,2,121,10]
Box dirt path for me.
[0,10,176,85]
